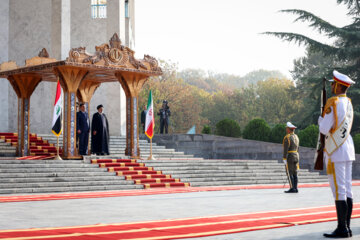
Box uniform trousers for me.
[326,159,353,201]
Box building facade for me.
[0,0,135,136]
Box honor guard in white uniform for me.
[318,70,355,238]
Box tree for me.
[139,61,210,134]
[290,49,337,127]
[241,69,286,86]
[265,1,360,132]
[255,78,301,125]
[215,119,241,138]
[270,123,286,144]
[353,133,360,153]
[243,118,271,142]
[298,124,319,148]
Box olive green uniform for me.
[283,133,300,175]
[283,133,300,193]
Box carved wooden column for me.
[7,75,41,156]
[77,80,101,154]
[54,67,88,159]
[115,72,148,158]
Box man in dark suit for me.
[141,104,147,133]
[76,103,90,155]
[91,104,110,155]
[157,100,171,134]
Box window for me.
[91,0,107,19]
[125,0,129,18]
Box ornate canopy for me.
[0,33,162,159]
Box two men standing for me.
[76,104,110,156]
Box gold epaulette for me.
[323,96,339,117]
[282,134,290,145]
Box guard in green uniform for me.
[283,122,300,193]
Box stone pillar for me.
[55,66,88,159]
[77,80,101,154]
[115,72,148,159]
[7,75,41,156]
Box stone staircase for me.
[38,134,200,160]
[0,158,328,194]
[0,160,143,194]
[0,139,16,157]
[129,159,328,187]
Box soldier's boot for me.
[293,175,298,193]
[323,201,350,238]
[346,198,353,237]
[284,175,296,193]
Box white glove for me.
[283,159,287,165]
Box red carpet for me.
[92,159,190,189]
[1,181,360,203]
[0,204,359,239]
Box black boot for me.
[346,198,353,237]
[293,175,298,193]
[323,201,350,238]
[285,175,296,193]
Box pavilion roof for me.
[0,33,162,82]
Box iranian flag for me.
[145,90,154,139]
[51,81,62,136]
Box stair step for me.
[124,174,171,180]
[134,178,180,184]
[116,170,162,175]
[144,182,190,188]
[0,184,143,194]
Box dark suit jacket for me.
[76,111,90,134]
[141,110,147,124]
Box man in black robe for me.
[91,104,110,155]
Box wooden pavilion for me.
[0,33,162,159]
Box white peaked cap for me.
[330,70,355,87]
[286,122,297,129]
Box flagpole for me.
[147,138,156,160]
[55,135,62,160]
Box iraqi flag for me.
[145,90,154,139]
[52,81,63,136]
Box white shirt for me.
[318,96,355,162]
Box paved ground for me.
[0,186,359,239]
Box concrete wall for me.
[0,0,132,136]
[0,0,10,132]
[145,134,360,179]
[7,0,54,133]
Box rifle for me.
[314,78,327,170]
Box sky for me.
[134,0,353,78]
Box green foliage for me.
[215,119,241,138]
[353,133,360,154]
[243,118,271,142]
[270,124,286,144]
[201,125,211,134]
[265,1,360,131]
[298,124,319,148]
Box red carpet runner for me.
[0,132,62,157]
[0,204,359,239]
[92,159,190,189]
[1,181,360,203]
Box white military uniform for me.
[318,71,355,201]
